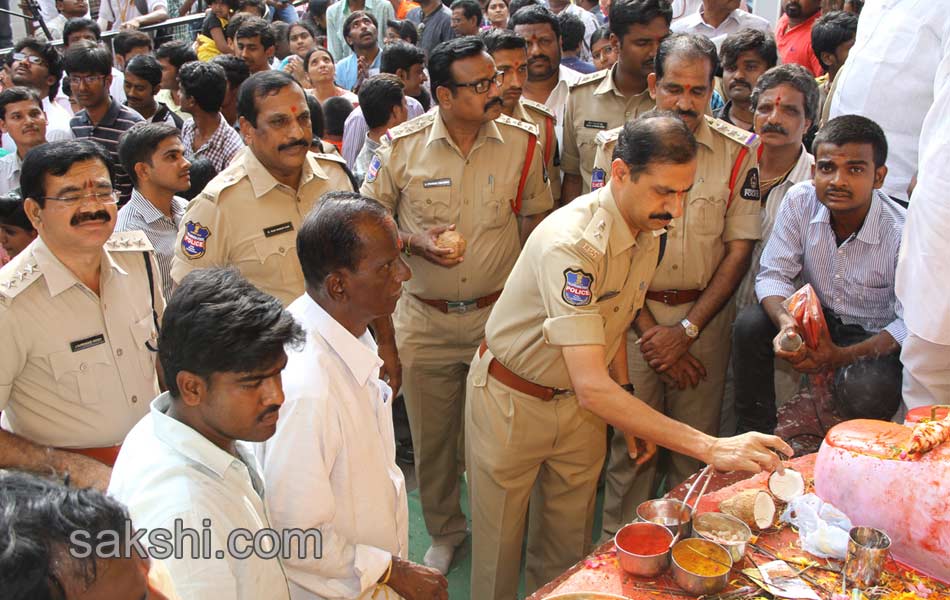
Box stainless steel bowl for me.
[614,522,673,577]
[636,498,693,538]
[692,512,752,563]
[671,538,732,595]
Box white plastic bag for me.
[780,493,852,559]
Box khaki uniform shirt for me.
[561,65,655,195]
[591,116,762,292]
[484,185,660,390]
[360,109,553,301]
[513,98,561,204]
[0,231,163,448]
[171,148,353,307]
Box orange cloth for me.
[394,0,419,19]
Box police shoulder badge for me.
[591,167,606,190]
[182,221,211,259]
[562,268,594,306]
[366,154,381,183]
[740,167,760,201]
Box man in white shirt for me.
[259,192,448,600]
[2,39,73,153]
[0,87,49,196]
[109,267,302,600]
[671,0,770,50]
[98,0,168,32]
[829,0,950,203]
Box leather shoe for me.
[422,542,456,575]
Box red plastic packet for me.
[781,283,828,350]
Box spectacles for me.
[592,46,616,61]
[41,189,119,209]
[68,75,107,87]
[12,52,47,67]
[451,71,504,94]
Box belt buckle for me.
[446,300,472,313]
[663,290,679,305]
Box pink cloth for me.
[776,11,823,77]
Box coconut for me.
[768,468,805,502]
[718,489,776,530]
[435,230,466,259]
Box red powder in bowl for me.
[616,523,673,556]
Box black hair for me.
[125,54,163,88]
[181,157,218,201]
[481,27,526,53]
[224,12,253,40]
[451,0,483,23]
[297,191,392,288]
[380,40,426,75]
[112,29,152,57]
[0,191,34,232]
[428,36,489,99]
[179,60,228,114]
[236,16,276,48]
[308,0,330,18]
[159,268,304,398]
[212,53,251,91]
[509,4,559,38]
[614,111,697,178]
[557,11,586,53]
[0,86,42,121]
[609,0,672,40]
[21,139,114,207]
[654,33,718,84]
[154,39,198,71]
[237,70,302,127]
[751,63,820,123]
[507,0,540,23]
[286,20,318,44]
[236,0,266,15]
[359,74,405,129]
[62,17,100,44]
[118,122,182,187]
[591,25,611,47]
[306,92,326,139]
[304,46,334,72]
[719,27,778,71]
[271,21,291,51]
[63,41,112,77]
[323,96,354,137]
[12,37,63,100]
[811,11,858,70]
[386,19,419,45]
[0,470,132,600]
[812,114,888,168]
[342,10,378,47]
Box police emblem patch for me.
[562,269,594,306]
[366,155,381,183]
[740,167,760,201]
[591,168,606,190]
[182,221,211,259]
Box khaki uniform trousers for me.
[466,347,607,600]
[602,301,734,537]
[394,295,486,546]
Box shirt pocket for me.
[849,283,894,322]
[482,181,517,230]
[408,180,453,226]
[48,345,111,405]
[576,131,600,171]
[687,189,728,238]
[129,315,158,379]
[252,234,300,283]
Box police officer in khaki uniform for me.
[559,0,671,204]
[483,28,562,206]
[0,140,164,491]
[360,36,553,575]
[594,35,764,538]
[467,115,790,600]
[170,71,355,307]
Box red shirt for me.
[776,11,823,77]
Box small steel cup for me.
[844,527,891,588]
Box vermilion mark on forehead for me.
[775,95,782,106]
[291,105,298,114]
[684,84,691,93]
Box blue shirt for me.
[334,51,381,93]
[756,181,907,344]
[560,56,597,74]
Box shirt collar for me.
[31,235,127,297]
[95,98,123,128]
[245,146,325,197]
[599,183,638,256]
[127,189,169,225]
[298,294,383,387]
[694,116,716,151]
[426,108,503,153]
[149,392,252,481]
[594,64,624,97]
[808,185,885,245]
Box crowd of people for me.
[1,0,948,599]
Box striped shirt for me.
[70,99,145,205]
[115,190,187,300]
[756,181,907,344]
[181,113,245,173]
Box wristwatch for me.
[680,318,699,339]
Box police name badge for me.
[591,167,606,190]
[562,269,594,306]
[182,221,211,259]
